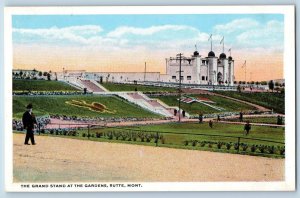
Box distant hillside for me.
[13,79,79,91]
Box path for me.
[13,133,284,182]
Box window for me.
[172,76,176,79]
[180,76,184,80]
[206,76,208,80]
[187,76,191,80]
[202,76,205,80]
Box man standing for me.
[22,104,37,145]
[244,121,251,136]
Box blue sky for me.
[12,14,284,81]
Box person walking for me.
[198,113,203,123]
[174,109,177,116]
[244,121,251,136]
[239,111,243,122]
[209,120,213,128]
[182,110,186,118]
[22,104,37,145]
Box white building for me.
[56,50,235,86]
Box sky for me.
[12,14,284,81]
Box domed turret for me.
[193,51,199,56]
[228,56,233,61]
[208,51,215,57]
[219,53,227,59]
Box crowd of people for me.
[49,114,172,123]
[13,116,51,131]
[13,91,91,96]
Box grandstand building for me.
[71,50,234,86]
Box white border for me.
[4,6,295,192]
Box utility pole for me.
[144,62,146,82]
[177,53,183,123]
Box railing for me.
[34,123,285,157]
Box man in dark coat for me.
[22,104,37,145]
[244,121,251,136]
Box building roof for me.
[208,51,215,57]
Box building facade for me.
[53,50,235,86]
[165,50,235,85]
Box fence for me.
[37,123,285,157]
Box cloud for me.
[236,20,284,48]
[13,25,104,45]
[106,25,199,38]
[214,18,259,33]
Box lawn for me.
[150,94,256,115]
[214,91,285,114]
[39,122,285,158]
[13,79,79,91]
[13,95,161,119]
[101,82,178,92]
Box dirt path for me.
[13,133,284,183]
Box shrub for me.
[200,141,206,147]
[113,131,121,140]
[145,134,152,142]
[267,146,275,154]
[138,132,145,142]
[241,143,248,152]
[91,133,94,138]
[225,142,232,150]
[208,142,213,148]
[191,140,198,147]
[234,143,239,151]
[132,132,137,141]
[183,140,189,146]
[278,146,285,155]
[96,132,102,138]
[258,145,266,153]
[107,131,113,140]
[82,133,86,137]
[120,132,128,141]
[217,142,224,149]
[250,145,257,152]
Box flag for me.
[220,36,224,44]
[242,60,246,68]
[208,34,212,41]
[228,48,231,53]
[195,44,197,51]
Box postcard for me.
[4,5,295,191]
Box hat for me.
[26,104,33,109]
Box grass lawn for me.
[13,95,161,119]
[224,117,284,125]
[214,91,285,114]
[101,82,178,92]
[151,94,256,115]
[13,79,79,91]
[38,122,284,158]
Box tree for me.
[261,81,267,85]
[256,81,259,85]
[47,73,51,81]
[268,80,274,92]
[234,81,237,84]
[38,71,43,77]
[43,72,48,76]
[275,82,280,87]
